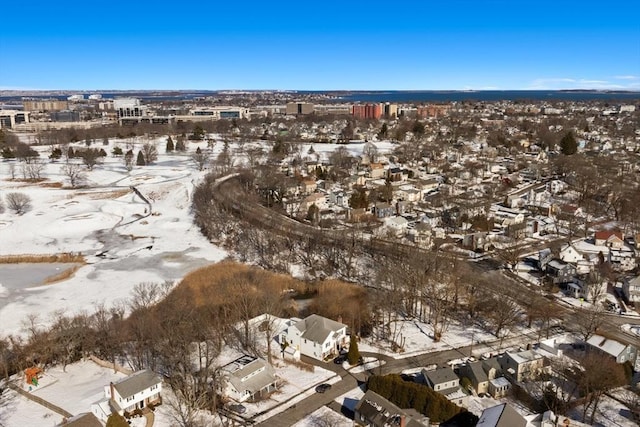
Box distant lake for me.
[2,90,639,103]
[336,90,640,103]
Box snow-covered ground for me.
[0,387,61,427]
[359,316,503,358]
[291,406,352,427]
[27,360,126,415]
[333,383,366,413]
[0,136,229,336]
[0,138,398,337]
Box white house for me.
[221,355,278,402]
[623,276,640,304]
[91,370,162,422]
[280,314,349,361]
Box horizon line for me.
[2,88,640,93]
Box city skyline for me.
[1,0,639,91]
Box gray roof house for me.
[422,367,467,407]
[476,403,526,427]
[221,355,278,402]
[91,370,162,422]
[354,389,430,427]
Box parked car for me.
[315,383,332,393]
[228,403,246,414]
[333,355,347,364]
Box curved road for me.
[209,174,640,425]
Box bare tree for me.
[574,305,606,341]
[6,192,32,215]
[61,162,86,188]
[20,158,45,180]
[0,196,4,214]
[574,351,627,424]
[8,163,16,179]
[142,142,158,165]
[484,295,521,343]
[191,147,210,171]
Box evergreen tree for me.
[136,150,146,166]
[560,131,578,155]
[175,136,186,152]
[112,146,123,156]
[347,337,361,365]
[166,136,174,152]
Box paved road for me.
[254,331,543,427]
[213,174,640,425]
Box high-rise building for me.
[22,99,69,112]
[114,98,147,118]
[286,102,314,115]
[352,103,382,120]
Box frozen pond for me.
[0,263,80,290]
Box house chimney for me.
[400,415,406,427]
[337,315,343,324]
[109,382,115,400]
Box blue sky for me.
[1,0,638,90]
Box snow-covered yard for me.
[0,387,61,427]
[292,406,352,427]
[27,360,126,415]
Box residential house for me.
[280,314,349,361]
[559,244,594,274]
[368,163,385,179]
[91,370,162,422]
[299,179,317,195]
[538,248,553,271]
[387,167,406,182]
[545,259,576,284]
[547,179,567,195]
[476,403,526,427]
[461,232,486,251]
[459,358,508,398]
[459,362,489,395]
[299,193,327,218]
[383,216,409,237]
[409,222,433,249]
[623,276,640,304]
[373,202,395,218]
[488,377,511,398]
[586,334,638,369]
[500,350,545,383]
[422,367,467,407]
[220,355,278,402]
[527,216,556,236]
[58,413,102,427]
[609,247,637,271]
[354,389,430,427]
[594,230,624,248]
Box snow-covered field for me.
[0,138,398,337]
[0,136,230,336]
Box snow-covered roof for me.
[586,334,627,357]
